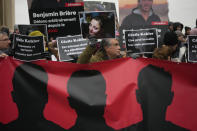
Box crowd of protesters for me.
[152,20,197,62]
[0,18,197,63]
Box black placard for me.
[120,24,168,51]
[29,6,84,40]
[57,35,88,61]
[125,28,158,54]
[188,35,197,62]
[13,34,45,61]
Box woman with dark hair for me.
[83,16,105,39]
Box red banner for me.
[65,2,84,7]
[0,57,196,131]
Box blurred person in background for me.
[0,26,10,36]
[190,19,197,35]
[171,30,187,62]
[0,31,11,58]
[168,22,174,32]
[153,45,173,61]
[173,22,184,32]
[184,26,191,37]
[157,31,179,62]
[48,40,59,61]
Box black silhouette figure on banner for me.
[30,0,76,9]
[0,123,5,131]
[125,65,190,131]
[5,63,66,131]
[67,70,116,131]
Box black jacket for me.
[119,7,161,51]
[120,7,161,29]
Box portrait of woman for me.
[86,16,104,38]
[80,11,115,39]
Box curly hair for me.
[153,45,173,60]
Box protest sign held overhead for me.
[79,11,116,39]
[83,1,119,32]
[125,28,158,54]
[188,35,197,62]
[119,0,169,51]
[57,35,88,61]
[27,0,84,40]
[119,0,169,25]
[13,34,45,61]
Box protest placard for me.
[188,35,197,62]
[13,34,45,61]
[125,28,158,54]
[28,6,84,40]
[17,24,48,41]
[57,35,88,61]
[119,0,169,51]
[79,11,116,39]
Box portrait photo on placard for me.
[16,24,48,41]
[79,11,116,39]
[119,0,169,26]
[118,0,169,51]
[83,1,119,33]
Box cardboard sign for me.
[125,28,158,54]
[57,35,88,61]
[13,34,45,61]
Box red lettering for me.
[48,29,58,33]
